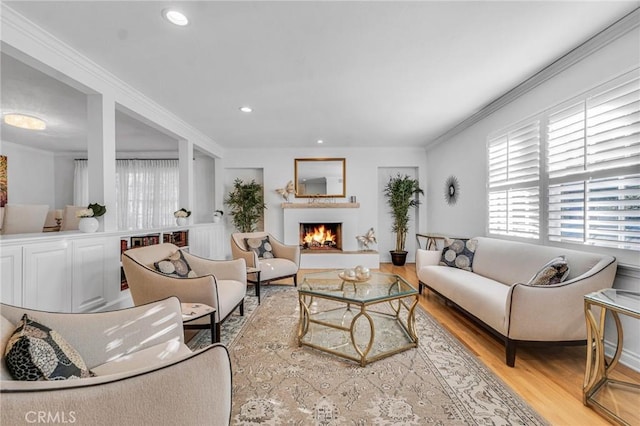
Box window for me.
[488,69,640,252]
[74,159,179,230]
[487,121,541,239]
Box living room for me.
[1,1,639,425]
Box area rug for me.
[189,286,548,425]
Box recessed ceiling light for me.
[239,106,253,113]
[3,113,46,130]
[162,9,189,26]
[317,139,324,144]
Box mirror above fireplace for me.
[294,158,346,198]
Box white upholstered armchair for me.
[122,243,246,342]
[231,232,300,300]
[1,297,232,426]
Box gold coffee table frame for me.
[298,270,418,366]
[583,289,640,426]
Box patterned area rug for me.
[189,286,548,425]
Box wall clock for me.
[444,176,459,205]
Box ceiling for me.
[1,1,638,153]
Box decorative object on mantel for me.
[444,175,460,205]
[384,174,424,266]
[174,208,191,226]
[225,178,266,232]
[281,202,359,209]
[213,210,224,223]
[275,180,295,202]
[76,203,106,233]
[356,227,377,251]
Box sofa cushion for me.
[440,238,477,271]
[245,236,274,259]
[91,339,191,376]
[154,250,196,278]
[4,314,94,381]
[527,256,570,286]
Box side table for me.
[181,303,217,344]
[246,267,261,304]
[583,288,640,425]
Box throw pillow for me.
[4,314,94,381]
[154,250,196,278]
[439,238,478,271]
[245,236,274,259]
[527,256,570,286]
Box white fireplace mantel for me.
[283,203,378,268]
[281,202,359,209]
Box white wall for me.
[221,147,428,262]
[193,155,215,224]
[0,141,55,207]
[425,27,640,370]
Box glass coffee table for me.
[298,270,419,366]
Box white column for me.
[86,94,116,232]
[178,139,194,223]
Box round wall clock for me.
[444,176,459,205]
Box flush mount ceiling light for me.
[3,113,46,130]
[162,9,189,26]
[317,139,324,144]
[239,106,253,113]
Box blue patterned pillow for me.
[245,237,274,259]
[4,314,94,381]
[154,250,196,278]
[439,238,478,271]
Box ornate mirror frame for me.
[294,158,346,198]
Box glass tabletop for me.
[585,288,640,315]
[299,270,417,303]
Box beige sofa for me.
[416,237,617,367]
[1,297,232,425]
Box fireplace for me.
[300,222,342,251]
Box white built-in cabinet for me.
[0,223,225,313]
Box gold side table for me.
[583,289,640,425]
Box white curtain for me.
[74,159,179,230]
[73,160,89,207]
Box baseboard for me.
[605,339,640,373]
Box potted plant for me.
[224,179,266,232]
[383,174,424,266]
[174,208,191,226]
[76,202,106,233]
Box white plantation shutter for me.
[487,121,540,239]
[546,71,640,251]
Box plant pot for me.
[176,217,187,226]
[78,217,99,233]
[390,250,408,266]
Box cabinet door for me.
[0,245,23,306]
[72,237,119,313]
[23,241,72,312]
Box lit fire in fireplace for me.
[302,225,337,249]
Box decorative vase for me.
[176,217,187,226]
[213,215,222,223]
[78,217,99,233]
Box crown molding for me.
[0,4,224,158]
[426,7,640,150]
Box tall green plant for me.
[383,174,424,252]
[224,178,266,232]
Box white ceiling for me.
[1,1,638,152]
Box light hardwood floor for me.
[293,264,638,425]
[365,263,640,426]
